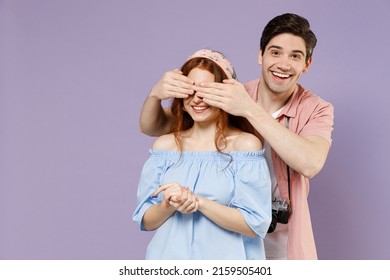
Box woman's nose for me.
[192,92,203,103]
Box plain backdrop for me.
[1,0,389,259]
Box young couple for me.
[133,13,334,260]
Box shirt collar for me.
[278,84,303,119]
[254,80,302,119]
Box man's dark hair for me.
[260,13,317,62]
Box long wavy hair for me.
[170,57,257,154]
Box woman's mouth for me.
[191,106,209,113]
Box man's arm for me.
[196,80,332,178]
[139,96,173,136]
[246,106,331,178]
[139,69,195,136]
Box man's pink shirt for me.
[244,79,334,259]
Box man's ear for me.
[303,56,313,73]
[257,49,263,65]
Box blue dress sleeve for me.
[230,153,272,238]
[132,151,168,231]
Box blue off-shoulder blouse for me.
[133,150,271,260]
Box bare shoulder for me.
[152,133,178,151]
[232,132,262,152]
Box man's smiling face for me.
[258,33,312,96]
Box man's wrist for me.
[244,102,263,121]
[148,89,161,100]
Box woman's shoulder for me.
[152,133,178,151]
[230,131,262,152]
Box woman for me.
[133,49,271,259]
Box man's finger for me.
[222,79,238,85]
[167,90,191,99]
[199,81,227,90]
[172,69,183,74]
[171,70,195,85]
[167,85,194,96]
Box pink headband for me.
[186,49,236,79]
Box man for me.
[139,13,334,259]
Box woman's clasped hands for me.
[151,182,199,214]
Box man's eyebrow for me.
[267,45,305,56]
[291,50,305,56]
[267,45,282,50]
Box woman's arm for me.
[194,131,264,238]
[197,197,256,237]
[142,201,176,231]
[197,131,270,238]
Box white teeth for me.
[193,106,207,110]
[273,72,290,78]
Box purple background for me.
[1,0,389,260]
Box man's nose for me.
[278,63,291,71]
[277,56,291,71]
